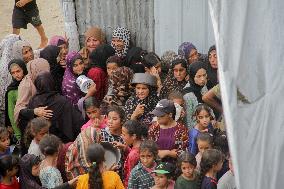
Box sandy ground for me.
[0,0,65,49]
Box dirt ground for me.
[0,0,65,48]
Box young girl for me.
[76,143,124,189]
[188,104,214,156]
[195,133,214,172]
[168,91,185,123]
[175,152,199,189]
[26,117,51,158]
[81,96,107,131]
[0,155,19,189]
[39,135,64,188]
[199,149,223,189]
[151,162,175,189]
[128,140,158,189]
[0,127,11,158]
[106,55,122,77]
[120,120,148,187]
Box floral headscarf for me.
[111,27,131,58]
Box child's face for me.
[107,111,122,133]
[197,110,210,129]
[154,173,169,188]
[213,160,223,172]
[0,136,10,152]
[32,163,41,177]
[86,106,101,120]
[140,149,155,168]
[72,59,85,75]
[107,62,119,76]
[172,98,184,106]
[197,140,212,154]
[33,127,49,144]
[157,113,172,125]
[7,166,19,177]
[121,127,135,146]
[181,162,195,179]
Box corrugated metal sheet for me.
[74,0,154,51]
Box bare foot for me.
[39,37,48,49]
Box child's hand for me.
[91,118,100,128]
[112,141,126,150]
[16,0,29,7]
[108,163,119,171]
[68,176,79,186]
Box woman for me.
[204,45,218,90]
[178,42,206,65]
[40,45,65,92]
[4,59,28,141]
[111,27,131,59]
[49,35,69,68]
[0,34,21,125]
[183,61,209,129]
[87,44,115,102]
[79,27,106,68]
[12,40,34,63]
[28,72,85,143]
[160,57,188,99]
[124,73,159,126]
[65,126,101,180]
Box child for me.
[175,152,199,189]
[26,117,50,158]
[119,120,148,187]
[76,143,124,189]
[168,91,185,123]
[39,135,63,188]
[199,149,223,189]
[81,96,107,131]
[188,104,214,156]
[128,140,158,189]
[106,55,122,77]
[195,133,214,172]
[0,155,20,189]
[151,162,175,189]
[0,127,11,158]
[12,0,48,48]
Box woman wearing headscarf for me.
[12,40,34,63]
[111,27,131,60]
[0,34,21,125]
[124,73,159,126]
[87,44,115,102]
[28,72,84,143]
[204,45,218,90]
[160,57,189,99]
[40,45,65,92]
[178,42,207,65]
[19,154,75,189]
[65,126,101,180]
[79,27,106,68]
[183,61,209,129]
[160,50,177,82]
[49,35,69,68]
[4,59,28,141]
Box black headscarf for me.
[89,44,115,71]
[5,59,28,126]
[183,61,207,103]
[40,45,64,92]
[28,72,84,142]
[205,45,218,89]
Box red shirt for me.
[0,177,20,189]
[123,147,140,187]
[87,67,108,102]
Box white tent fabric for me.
[209,0,284,188]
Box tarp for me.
[209,0,284,188]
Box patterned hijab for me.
[14,58,50,121]
[12,40,32,61]
[178,42,197,62]
[62,51,84,106]
[111,27,131,58]
[0,34,21,110]
[49,35,67,47]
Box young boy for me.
[151,162,175,189]
[0,128,11,158]
[12,0,48,48]
[0,155,20,189]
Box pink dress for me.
[80,117,107,131]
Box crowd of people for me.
[0,1,236,189]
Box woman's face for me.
[10,65,24,81]
[209,50,218,69]
[194,68,207,86]
[111,37,124,52]
[58,43,68,65]
[86,36,101,53]
[107,62,119,76]
[72,59,85,75]
[31,163,41,176]
[135,84,150,100]
[188,49,199,64]
[22,46,34,63]
[173,63,187,81]
[107,111,122,133]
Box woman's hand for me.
[68,176,79,186]
[131,104,145,120]
[34,106,53,119]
